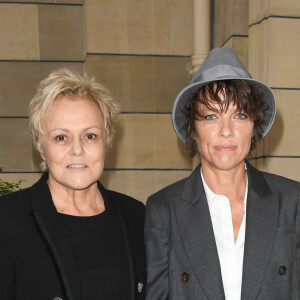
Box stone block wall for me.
[213,0,300,181]
[1,0,299,204]
[0,0,193,203]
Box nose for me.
[71,137,84,156]
[219,118,233,137]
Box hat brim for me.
[172,77,276,144]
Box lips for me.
[215,145,237,151]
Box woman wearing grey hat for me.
[145,47,300,300]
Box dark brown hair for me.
[184,80,265,156]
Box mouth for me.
[67,164,87,169]
[215,145,237,151]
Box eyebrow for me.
[50,126,102,132]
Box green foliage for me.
[0,167,24,196]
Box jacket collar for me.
[176,164,226,299]
[30,173,134,300]
[241,162,278,299]
[176,161,278,300]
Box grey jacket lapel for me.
[241,163,279,299]
[175,165,225,300]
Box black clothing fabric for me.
[59,211,121,299]
[0,173,146,300]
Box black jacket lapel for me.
[175,165,225,300]
[98,182,135,300]
[241,162,279,299]
[31,174,81,300]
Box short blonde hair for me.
[29,68,119,170]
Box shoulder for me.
[147,165,201,206]
[261,171,300,192]
[261,170,299,185]
[107,189,144,209]
[149,177,187,201]
[146,176,191,218]
[0,187,33,211]
[247,162,299,196]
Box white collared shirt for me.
[201,170,247,300]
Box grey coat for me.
[145,162,300,299]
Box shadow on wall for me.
[101,119,124,186]
[265,107,284,156]
[32,146,43,172]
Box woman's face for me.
[193,101,254,172]
[40,96,106,192]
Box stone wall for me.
[0,0,299,204]
[0,0,193,203]
[213,0,300,181]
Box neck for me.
[201,161,247,202]
[47,179,105,216]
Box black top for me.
[59,210,121,300]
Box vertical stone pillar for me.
[191,0,211,168]
[191,0,211,74]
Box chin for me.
[212,158,244,171]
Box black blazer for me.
[0,173,146,300]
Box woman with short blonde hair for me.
[0,68,146,299]
[29,68,119,170]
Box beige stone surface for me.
[38,4,85,60]
[263,90,300,156]
[169,0,194,55]
[268,18,300,88]
[249,0,268,25]
[232,0,249,33]
[1,0,82,3]
[269,0,300,16]
[101,169,191,204]
[214,0,248,47]
[248,21,268,83]
[0,172,42,191]
[254,157,300,182]
[214,0,232,47]
[105,114,192,169]
[0,119,32,171]
[223,36,249,67]
[85,54,191,112]
[249,0,300,25]
[0,4,39,60]
[85,0,193,55]
[0,62,84,116]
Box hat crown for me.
[192,47,252,84]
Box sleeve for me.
[0,216,16,299]
[144,195,169,300]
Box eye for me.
[235,113,248,120]
[55,135,67,142]
[204,114,216,120]
[86,133,97,140]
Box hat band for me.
[193,65,252,83]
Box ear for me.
[39,143,46,161]
[40,152,46,161]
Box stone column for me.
[191,0,211,74]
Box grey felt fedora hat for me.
[172,47,276,144]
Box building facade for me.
[0,0,299,203]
